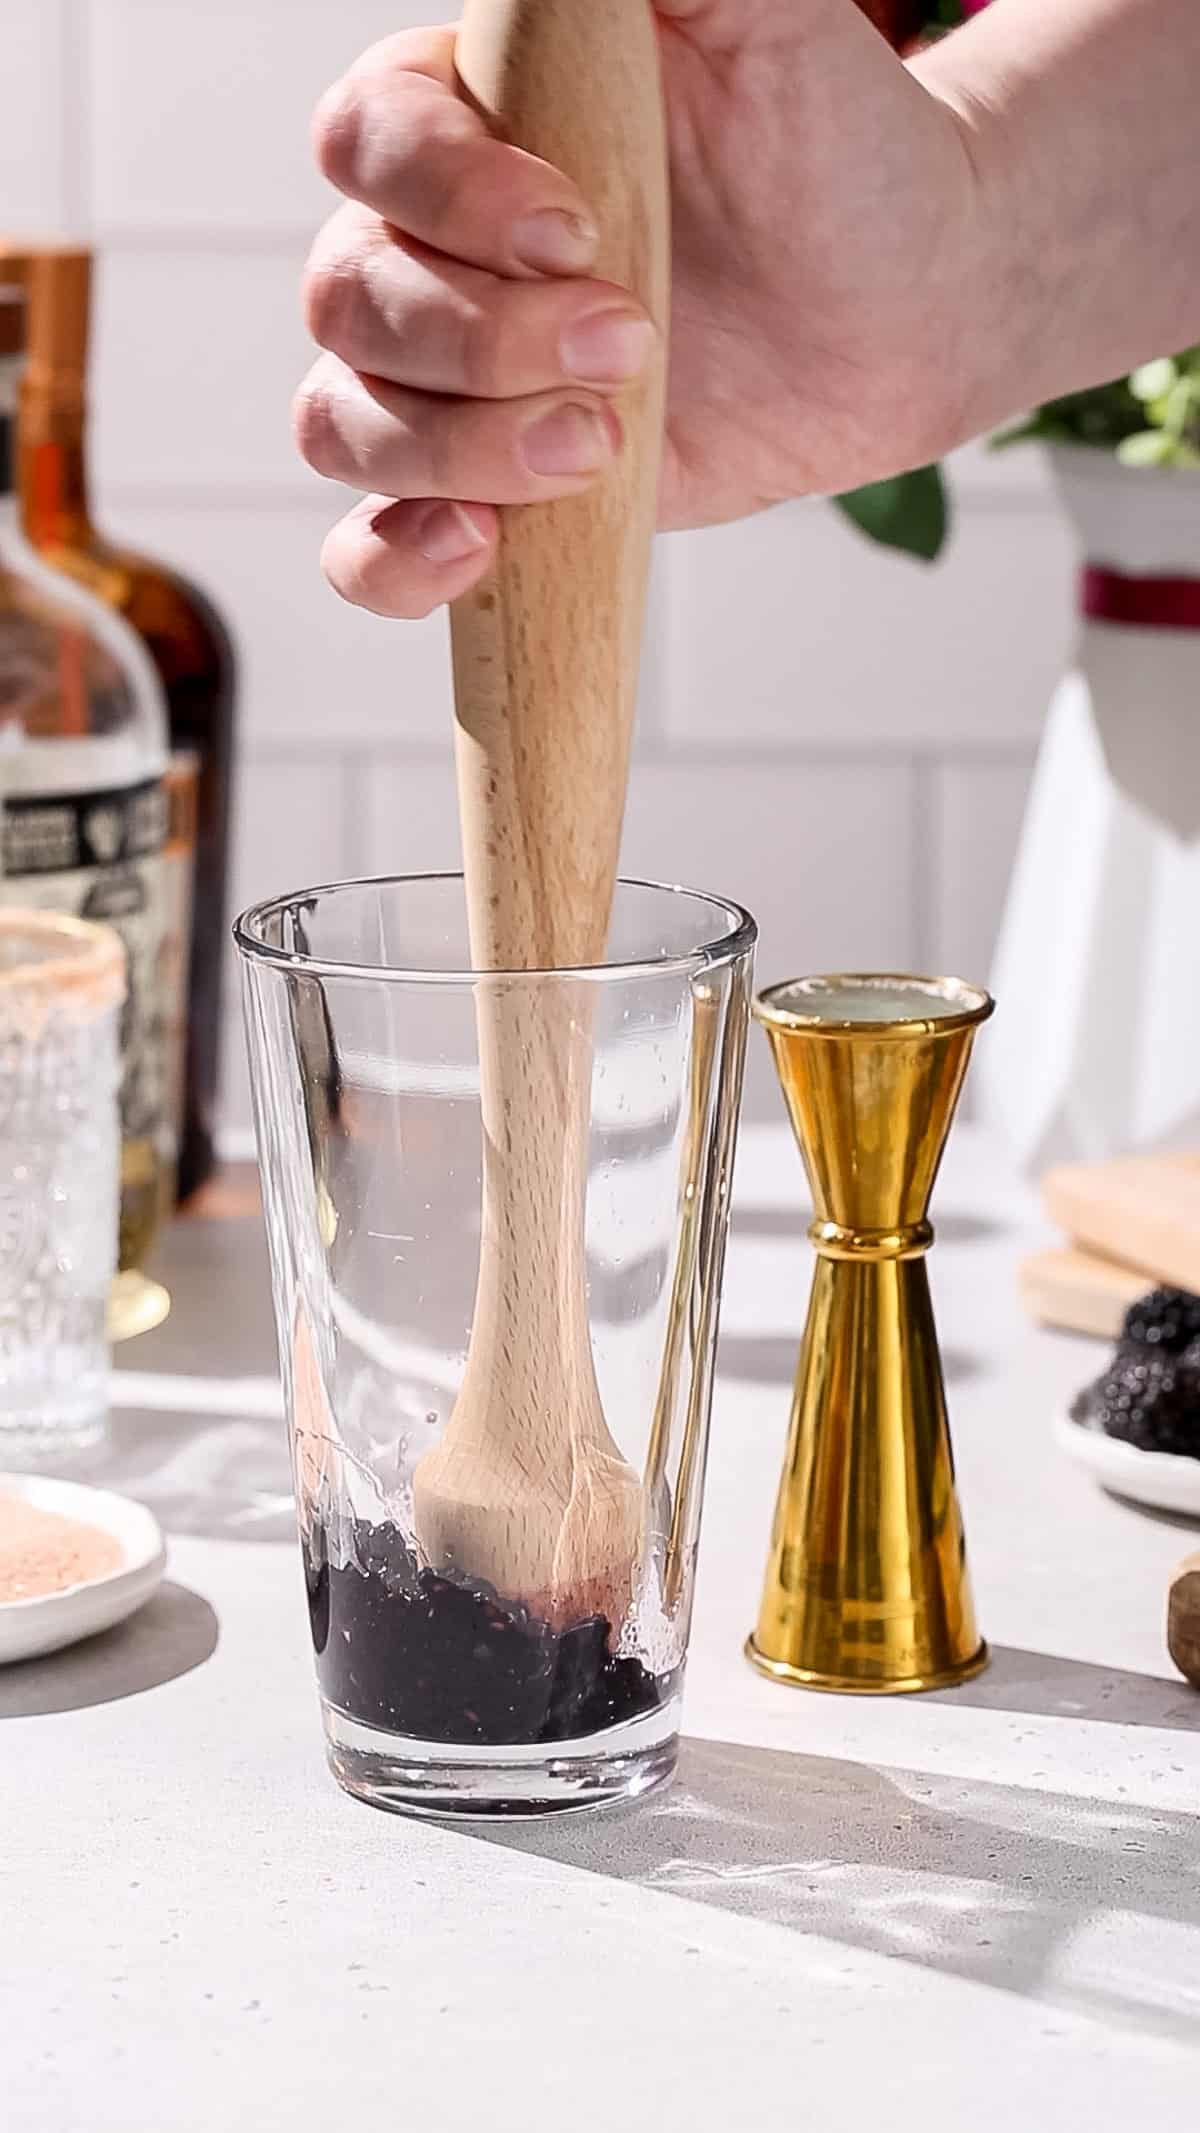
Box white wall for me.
[6,0,1070,1131]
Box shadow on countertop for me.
[926,1643,1200,1730]
[0,1580,218,1719]
[473,1727,1200,2043]
[47,1406,296,1545]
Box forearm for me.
[913,0,1200,435]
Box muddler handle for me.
[450,0,669,970]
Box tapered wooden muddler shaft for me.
[412,0,669,1630]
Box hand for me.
[295,4,997,617]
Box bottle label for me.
[0,775,172,1156]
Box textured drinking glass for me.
[237,874,755,1818]
[0,909,124,1453]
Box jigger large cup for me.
[237,873,754,1818]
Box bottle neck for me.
[17,382,93,549]
[0,359,20,546]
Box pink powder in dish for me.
[0,1492,123,1602]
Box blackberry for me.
[1075,1344,1200,1457]
[1121,1286,1200,1353]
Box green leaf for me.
[1163,378,1196,438]
[996,353,1200,461]
[1116,430,1175,467]
[992,379,1146,452]
[1130,357,1177,404]
[832,464,948,562]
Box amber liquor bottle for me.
[0,282,174,1333]
[3,245,236,1201]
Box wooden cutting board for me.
[1043,1154,1200,1293]
[1018,1153,1200,1338]
[1018,1247,1148,1340]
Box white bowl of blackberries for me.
[1058,1288,1200,1515]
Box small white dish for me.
[1055,1409,1200,1518]
[0,1473,166,1664]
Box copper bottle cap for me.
[26,248,92,398]
[0,242,91,396]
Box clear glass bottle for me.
[0,282,173,1337]
[0,243,237,1203]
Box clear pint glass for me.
[237,875,755,1818]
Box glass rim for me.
[234,871,758,987]
[0,906,126,1013]
[755,971,994,1038]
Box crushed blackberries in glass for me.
[304,1515,674,1746]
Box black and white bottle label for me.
[1,777,171,1151]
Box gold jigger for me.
[747,974,994,1695]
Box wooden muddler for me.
[413,0,669,1629]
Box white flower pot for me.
[975,445,1200,1170]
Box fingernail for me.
[512,208,598,275]
[419,502,490,566]
[561,307,654,384]
[522,401,616,477]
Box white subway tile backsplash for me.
[2,1,69,227]
[355,753,915,1122]
[625,759,917,1121]
[91,247,316,492]
[932,757,1035,987]
[358,754,916,978]
[948,437,1059,507]
[105,500,453,747]
[361,757,464,878]
[88,0,455,236]
[620,760,916,987]
[229,755,352,921]
[663,496,1073,751]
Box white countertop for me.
[4,1125,1200,2130]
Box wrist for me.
[912,0,1200,437]
[908,40,1053,451]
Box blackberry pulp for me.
[304,1516,674,1747]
